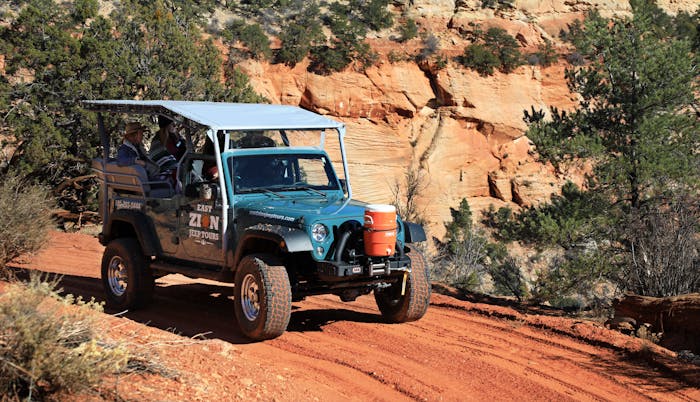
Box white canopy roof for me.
[83,100,344,131]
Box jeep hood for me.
[235,197,370,226]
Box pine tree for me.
[529,1,698,209]
[522,0,700,297]
[0,0,264,187]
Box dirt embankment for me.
[7,231,700,401]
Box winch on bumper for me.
[316,254,412,281]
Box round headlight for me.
[311,223,328,242]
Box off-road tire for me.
[101,238,154,310]
[234,254,292,340]
[375,245,431,323]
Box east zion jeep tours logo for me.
[188,204,220,241]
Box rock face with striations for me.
[238,0,697,238]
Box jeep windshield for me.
[229,153,340,194]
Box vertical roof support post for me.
[211,128,229,256]
[337,124,351,200]
[97,113,110,223]
[97,112,109,161]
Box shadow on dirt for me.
[8,267,380,345]
[432,282,598,317]
[287,308,383,333]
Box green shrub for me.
[397,18,418,43]
[434,54,448,69]
[460,43,500,75]
[224,19,271,60]
[0,272,177,399]
[1,0,265,197]
[483,183,620,305]
[459,27,523,75]
[387,50,406,63]
[307,5,377,74]
[275,2,324,66]
[360,0,393,31]
[432,199,487,290]
[0,174,54,270]
[672,10,700,53]
[483,182,612,249]
[308,28,376,74]
[487,255,528,301]
[241,0,276,7]
[484,27,523,72]
[309,44,353,75]
[530,250,615,306]
[72,0,98,23]
[526,39,558,66]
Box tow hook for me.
[401,271,408,296]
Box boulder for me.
[613,293,700,354]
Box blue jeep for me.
[85,100,430,340]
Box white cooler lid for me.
[365,204,396,213]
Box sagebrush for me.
[0,274,128,399]
[0,273,177,399]
[0,174,54,271]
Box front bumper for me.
[316,254,411,281]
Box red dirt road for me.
[10,231,700,401]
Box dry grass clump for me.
[0,174,54,271]
[0,273,143,400]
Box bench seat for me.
[92,158,173,198]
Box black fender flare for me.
[102,209,162,257]
[403,221,426,243]
[232,224,312,268]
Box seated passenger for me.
[117,122,160,179]
[152,116,186,161]
[202,136,220,180]
[237,131,275,148]
[149,117,181,180]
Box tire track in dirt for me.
[424,307,627,382]
[263,298,618,401]
[426,299,699,400]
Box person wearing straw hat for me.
[117,121,160,178]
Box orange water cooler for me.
[363,204,397,257]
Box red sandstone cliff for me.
[237,0,700,238]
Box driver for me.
[117,121,161,179]
[237,131,275,148]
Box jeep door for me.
[176,155,225,264]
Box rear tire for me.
[375,245,431,323]
[234,254,292,340]
[101,238,154,310]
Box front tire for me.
[234,254,292,340]
[101,238,154,310]
[375,245,431,323]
